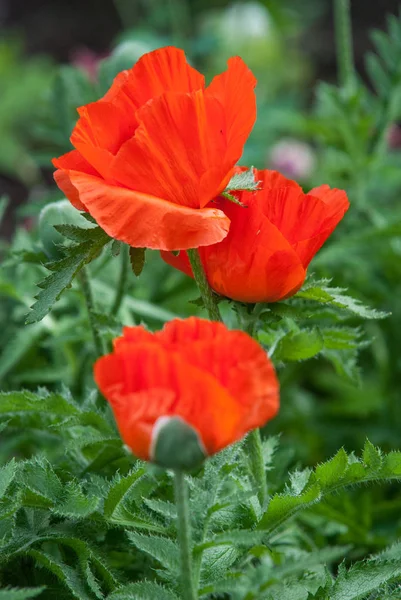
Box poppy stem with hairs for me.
[79,267,105,358]
[109,244,129,317]
[245,428,268,511]
[174,470,198,600]
[186,249,268,510]
[187,249,222,322]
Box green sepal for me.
[151,417,206,471]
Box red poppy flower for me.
[94,317,279,466]
[52,47,257,251]
[162,168,350,303]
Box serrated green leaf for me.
[52,482,99,519]
[0,589,45,600]
[259,443,401,533]
[129,247,146,277]
[54,223,98,242]
[26,228,110,324]
[295,280,388,320]
[274,328,324,361]
[127,531,179,574]
[0,459,17,499]
[107,581,179,600]
[28,549,93,600]
[143,499,176,520]
[330,559,401,600]
[103,467,146,520]
[225,167,260,193]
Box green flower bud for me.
[151,417,207,471]
[38,199,92,260]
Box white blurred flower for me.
[219,2,272,44]
[269,139,316,181]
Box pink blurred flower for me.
[386,123,401,150]
[269,139,315,181]
[70,47,108,82]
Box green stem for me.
[174,470,197,600]
[245,428,268,510]
[334,0,355,90]
[187,249,222,322]
[110,245,129,316]
[79,268,104,358]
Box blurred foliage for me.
[2,1,401,598]
[0,40,54,184]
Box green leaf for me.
[258,442,401,533]
[107,581,179,600]
[0,460,17,499]
[52,482,99,519]
[273,328,324,361]
[129,247,146,277]
[127,531,180,574]
[103,467,146,520]
[26,227,110,324]
[0,195,9,225]
[28,549,93,600]
[330,559,401,600]
[295,279,388,319]
[225,167,260,193]
[54,223,99,243]
[0,589,45,600]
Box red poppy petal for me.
[94,343,242,457]
[258,168,302,191]
[67,171,230,250]
[155,317,279,431]
[123,46,205,104]
[101,47,205,122]
[72,102,136,154]
[110,91,230,209]
[200,196,306,302]
[52,150,100,211]
[262,185,349,250]
[160,250,193,278]
[205,57,257,164]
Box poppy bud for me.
[151,417,206,470]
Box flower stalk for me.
[246,428,268,510]
[79,267,104,358]
[187,249,222,322]
[110,244,129,316]
[334,0,356,90]
[174,470,198,600]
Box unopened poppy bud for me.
[151,417,207,470]
[38,199,92,260]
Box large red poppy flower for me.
[52,47,257,251]
[162,168,350,302]
[94,317,279,465]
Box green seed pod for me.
[151,416,207,471]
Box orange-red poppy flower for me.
[162,168,350,303]
[94,317,279,467]
[52,47,257,251]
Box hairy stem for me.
[187,249,222,322]
[174,470,197,600]
[334,0,355,89]
[79,267,104,358]
[246,428,268,510]
[110,244,129,316]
